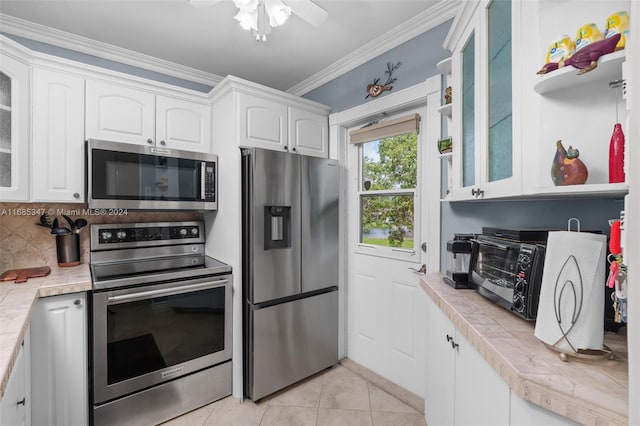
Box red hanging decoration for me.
[608,123,625,183]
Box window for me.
[358,131,417,249]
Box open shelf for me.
[525,182,628,198]
[437,57,452,75]
[534,50,625,94]
[437,103,452,117]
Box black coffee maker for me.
[443,234,474,289]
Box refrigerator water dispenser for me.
[264,206,291,249]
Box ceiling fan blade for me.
[187,0,225,8]
[285,0,328,27]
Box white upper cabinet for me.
[0,53,30,201]
[227,78,330,158]
[156,95,211,152]
[238,92,288,151]
[86,79,211,153]
[32,67,85,202]
[288,106,328,158]
[85,79,155,146]
[446,0,522,200]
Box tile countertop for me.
[420,272,628,426]
[0,264,92,399]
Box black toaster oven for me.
[469,234,546,320]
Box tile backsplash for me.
[0,203,201,271]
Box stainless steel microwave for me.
[86,139,217,211]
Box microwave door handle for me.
[200,162,206,200]
[471,239,511,251]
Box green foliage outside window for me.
[360,132,417,248]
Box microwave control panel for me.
[203,162,216,202]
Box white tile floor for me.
[161,364,426,426]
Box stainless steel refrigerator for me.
[242,147,339,401]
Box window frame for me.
[353,123,421,261]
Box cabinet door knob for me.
[160,140,166,146]
[73,192,80,199]
[16,397,25,406]
[284,146,288,151]
[292,147,296,152]
[147,138,154,145]
[74,299,81,306]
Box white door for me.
[344,79,441,397]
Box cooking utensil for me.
[50,218,72,235]
[0,266,51,283]
[74,218,88,233]
[39,213,52,228]
[62,214,76,231]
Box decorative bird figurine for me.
[537,33,621,75]
[366,61,401,98]
[551,140,588,186]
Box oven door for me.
[92,275,232,404]
[470,237,520,308]
[87,139,217,210]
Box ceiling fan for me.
[188,0,329,41]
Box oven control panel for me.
[91,221,205,249]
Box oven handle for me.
[107,280,229,305]
[471,239,511,251]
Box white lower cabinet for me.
[30,293,87,426]
[0,328,31,426]
[424,295,509,426]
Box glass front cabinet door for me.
[449,0,522,200]
[0,52,29,201]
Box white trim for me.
[286,1,460,96]
[0,13,223,88]
[442,0,481,52]
[331,77,439,129]
[209,74,331,112]
[0,34,211,102]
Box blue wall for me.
[3,33,213,93]
[303,20,452,113]
[301,21,623,270]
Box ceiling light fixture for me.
[232,0,291,42]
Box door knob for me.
[421,242,427,253]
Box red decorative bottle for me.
[609,123,625,183]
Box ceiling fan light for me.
[232,0,258,11]
[234,9,257,31]
[265,0,291,27]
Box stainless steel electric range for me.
[89,221,232,426]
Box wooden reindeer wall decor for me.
[366,61,401,99]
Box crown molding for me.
[286,0,460,96]
[0,13,224,87]
[442,0,481,52]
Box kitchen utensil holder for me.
[56,234,80,267]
